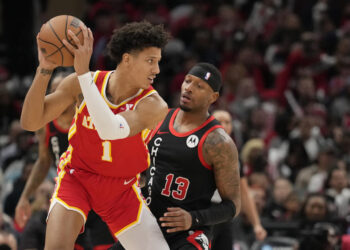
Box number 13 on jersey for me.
[161,174,190,200]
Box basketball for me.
[38,15,85,67]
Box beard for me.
[179,104,191,112]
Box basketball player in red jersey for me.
[16,71,115,249]
[141,63,241,249]
[21,21,170,250]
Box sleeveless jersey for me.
[45,120,69,167]
[60,70,155,178]
[143,108,222,242]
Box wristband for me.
[190,199,236,227]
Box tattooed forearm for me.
[203,128,241,215]
[40,68,53,76]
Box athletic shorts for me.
[169,230,211,250]
[48,167,142,237]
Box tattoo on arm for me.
[203,128,241,214]
[40,68,53,76]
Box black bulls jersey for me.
[143,108,222,243]
[45,120,69,167]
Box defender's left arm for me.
[202,127,241,216]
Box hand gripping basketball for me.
[62,25,94,75]
[37,15,86,67]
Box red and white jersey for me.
[59,71,155,178]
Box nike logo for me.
[156,131,168,135]
[124,177,135,185]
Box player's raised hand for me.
[159,207,192,233]
[36,32,57,70]
[62,24,93,76]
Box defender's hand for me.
[15,197,32,229]
[159,207,192,233]
[254,224,267,241]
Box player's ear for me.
[209,92,219,105]
[122,53,130,65]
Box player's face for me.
[128,47,161,89]
[180,74,218,112]
[213,111,232,134]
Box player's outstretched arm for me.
[15,127,52,228]
[21,35,77,131]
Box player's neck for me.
[174,109,210,132]
[107,70,140,105]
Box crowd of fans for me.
[0,0,350,249]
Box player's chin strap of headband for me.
[189,199,236,227]
[77,72,130,140]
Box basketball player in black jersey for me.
[15,72,115,248]
[143,63,241,249]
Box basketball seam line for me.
[48,20,65,65]
[38,38,64,62]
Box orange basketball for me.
[38,15,85,67]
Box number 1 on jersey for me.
[101,141,112,162]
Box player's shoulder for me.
[139,90,168,111]
[206,127,233,145]
[203,127,236,154]
[203,127,238,165]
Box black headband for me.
[188,64,222,92]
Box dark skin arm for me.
[15,127,52,228]
[159,128,241,232]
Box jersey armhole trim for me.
[198,125,223,170]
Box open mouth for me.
[181,93,191,103]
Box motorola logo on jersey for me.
[186,135,199,148]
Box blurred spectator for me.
[3,150,36,218]
[266,12,301,75]
[283,192,301,221]
[298,193,342,250]
[296,143,336,197]
[241,138,267,175]
[325,167,350,218]
[18,180,54,250]
[0,206,16,250]
[250,187,268,216]
[248,172,271,193]
[264,178,293,221]
[0,86,20,137]
[0,122,34,172]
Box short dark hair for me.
[107,21,170,65]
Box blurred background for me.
[0,0,350,249]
